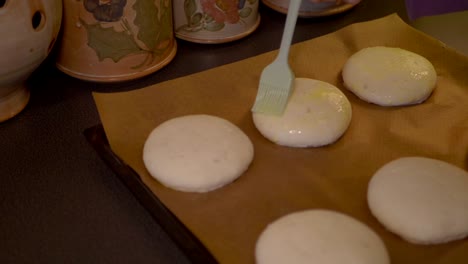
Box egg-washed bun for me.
[368,157,468,244]
[342,46,437,106]
[255,210,390,264]
[252,78,352,148]
[143,115,254,193]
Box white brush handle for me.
[277,0,301,63]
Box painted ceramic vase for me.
[56,0,177,82]
[173,0,260,44]
[262,0,358,18]
[0,0,62,122]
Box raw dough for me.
[143,115,254,193]
[367,156,468,244]
[342,46,437,106]
[252,78,352,147]
[255,209,390,264]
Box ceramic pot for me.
[56,0,177,82]
[262,0,358,18]
[173,0,260,44]
[0,0,62,122]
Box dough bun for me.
[255,209,390,264]
[342,46,437,106]
[253,78,352,148]
[367,156,468,244]
[143,115,254,193]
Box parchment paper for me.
[93,14,468,264]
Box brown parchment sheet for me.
[93,14,468,264]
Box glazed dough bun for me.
[252,78,352,148]
[368,157,468,244]
[143,115,254,193]
[342,46,437,106]
[255,210,390,264]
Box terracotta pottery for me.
[0,0,62,122]
[173,0,260,44]
[262,0,359,18]
[56,0,177,82]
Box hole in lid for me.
[0,0,6,8]
[32,11,46,31]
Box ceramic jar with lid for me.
[173,0,261,44]
[262,0,359,18]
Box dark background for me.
[0,1,408,263]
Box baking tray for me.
[84,124,218,264]
[87,14,468,264]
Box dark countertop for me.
[0,1,408,263]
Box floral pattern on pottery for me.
[84,0,127,22]
[56,0,176,82]
[174,0,260,43]
[79,0,173,68]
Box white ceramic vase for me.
[0,0,62,122]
